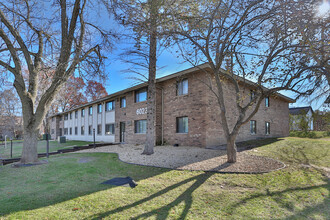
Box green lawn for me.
[0,137,329,219]
[0,140,94,159]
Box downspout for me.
[161,87,164,145]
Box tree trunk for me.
[142,0,158,155]
[20,128,39,164]
[226,136,237,163]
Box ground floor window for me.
[75,127,78,135]
[135,120,147,134]
[105,124,115,135]
[70,127,72,135]
[97,124,102,135]
[64,128,68,135]
[176,117,188,133]
[250,120,256,134]
[81,126,85,135]
[89,125,92,135]
[51,129,54,134]
[265,122,270,135]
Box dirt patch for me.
[78,157,96,163]
[75,144,285,173]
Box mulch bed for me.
[76,145,285,174]
[177,152,285,173]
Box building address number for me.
[136,107,148,115]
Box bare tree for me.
[111,0,172,155]
[168,0,325,162]
[0,0,114,164]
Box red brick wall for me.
[204,76,290,147]
[160,71,208,147]
[115,90,148,144]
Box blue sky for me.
[102,45,327,111]
[99,1,329,111]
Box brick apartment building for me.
[49,64,294,147]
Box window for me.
[51,129,54,134]
[176,116,188,133]
[81,126,85,135]
[70,127,72,135]
[64,128,68,135]
[75,111,78,119]
[98,104,102,113]
[64,114,68,120]
[265,122,270,135]
[59,116,62,121]
[52,117,54,122]
[89,106,93,115]
[250,90,255,101]
[81,109,85,117]
[265,97,270,107]
[120,97,126,108]
[135,88,147,103]
[105,124,115,135]
[250,120,256,134]
[97,124,102,135]
[105,101,115,111]
[177,79,188,96]
[70,112,72,119]
[75,127,78,135]
[135,120,147,134]
[89,125,92,135]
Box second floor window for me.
[177,79,188,96]
[265,97,270,107]
[120,97,126,108]
[135,88,147,103]
[89,106,93,115]
[64,114,68,120]
[105,101,115,111]
[70,112,72,119]
[75,111,78,119]
[250,90,256,101]
[98,104,102,113]
[81,109,85,117]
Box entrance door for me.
[120,122,126,143]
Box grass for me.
[0,140,94,159]
[0,137,329,219]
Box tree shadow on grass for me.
[89,172,214,220]
[236,137,284,152]
[283,199,330,220]
[0,153,169,217]
[227,180,329,218]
